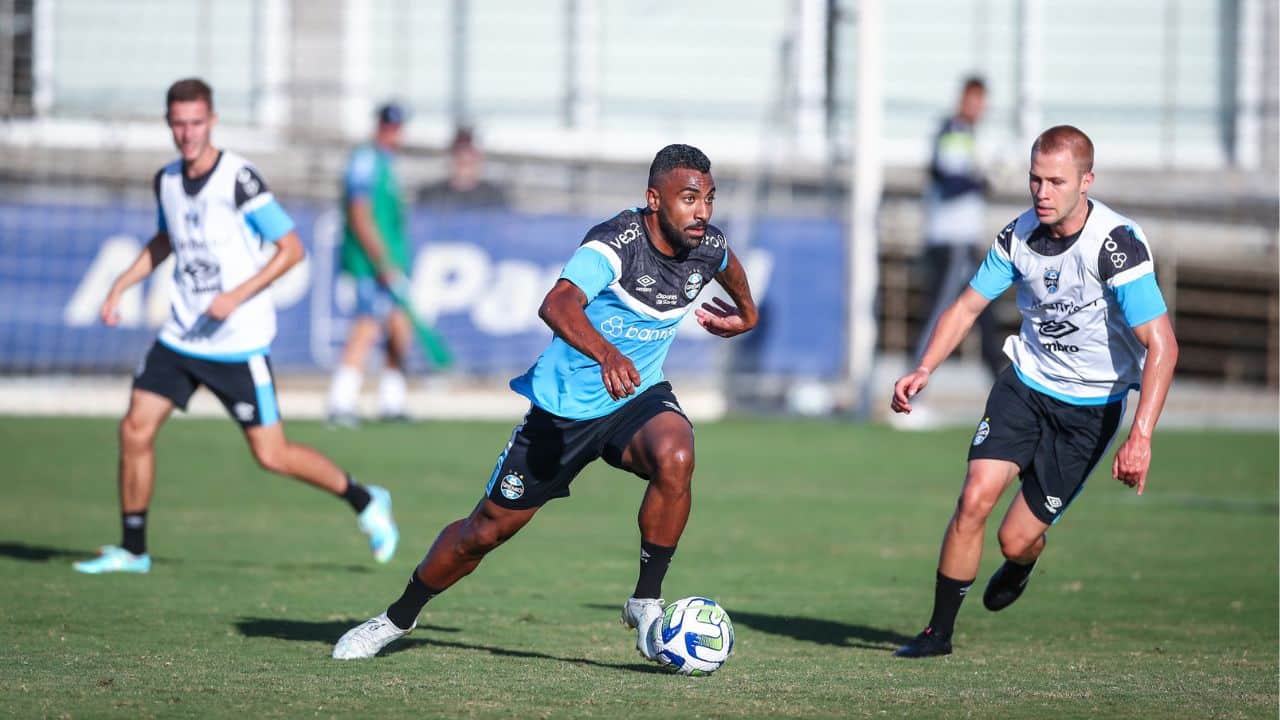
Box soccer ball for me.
[650,596,735,676]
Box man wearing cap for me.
[327,103,414,426]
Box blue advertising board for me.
[0,200,846,378]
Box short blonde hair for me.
[1032,125,1094,173]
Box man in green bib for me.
[327,103,414,426]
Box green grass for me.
[1,416,1276,719]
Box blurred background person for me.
[915,76,1004,382]
[416,126,511,210]
[327,103,413,427]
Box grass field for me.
[1,415,1276,719]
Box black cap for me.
[377,103,406,126]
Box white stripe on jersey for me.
[1109,262,1155,288]
[581,240,622,279]
[239,191,277,215]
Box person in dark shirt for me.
[416,127,510,210]
[915,76,1004,382]
[333,144,759,663]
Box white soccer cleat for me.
[621,597,665,661]
[358,486,399,564]
[332,613,414,660]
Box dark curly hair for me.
[648,144,711,188]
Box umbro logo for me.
[1038,320,1079,339]
[635,275,656,293]
[1044,495,1063,514]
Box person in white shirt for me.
[73,78,399,575]
[890,125,1179,658]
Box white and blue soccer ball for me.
[650,596,735,676]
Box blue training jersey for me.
[510,208,730,420]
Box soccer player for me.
[73,78,399,574]
[889,125,1178,657]
[332,144,758,660]
[326,103,414,426]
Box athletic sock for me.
[927,570,974,638]
[342,474,372,514]
[328,365,362,415]
[633,540,676,599]
[377,368,407,417]
[386,571,441,630]
[121,511,147,556]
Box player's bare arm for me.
[205,231,305,321]
[101,232,172,326]
[696,248,757,338]
[1112,313,1178,494]
[892,287,991,413]
[538,278,640,400]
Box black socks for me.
[122,511,147,556]
[386,572,441,630]
[341,474,372,514]
[927,570,974,638]
[633,540,676,599]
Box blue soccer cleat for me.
[73,545,151,574]
[358,485,399,564]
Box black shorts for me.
[484,382,691,510]
[968,367,1125,525]
[133,341,281,428]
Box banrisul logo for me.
[684,272,704,299]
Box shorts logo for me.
[661,400,686,417]
[972,418,990,446]
[1043,267,1060,294]
[233,402,256,422]
[684,272,704,299]
[1044,495,1063,515]
[500,473,525,501]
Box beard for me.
[657,209,702,253]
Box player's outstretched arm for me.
[891,287,990,414]
[539,279,641,400]
[101,232,172,326]
[696,249,757,338]
[205,231,305,321]
[1112,313,1178,495]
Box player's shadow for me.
[234,617,449,655]
[222,559,374,574]
[0,541,88,562]
[585,603,911,652]
[729,609,913,651]
[0,540,181,566]
[233,617,662,673]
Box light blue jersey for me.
[510,209,729,419]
